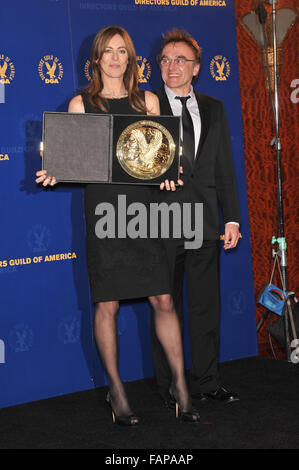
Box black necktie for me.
[175,96,195,167]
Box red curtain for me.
[235,0,299,358]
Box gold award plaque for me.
[116,120,175,180]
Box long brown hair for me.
[86,25,146,113]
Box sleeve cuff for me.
[225,222,240,227]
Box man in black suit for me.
[151,29,241,405]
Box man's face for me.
[160,41,200,96]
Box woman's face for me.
[99,34,129,80]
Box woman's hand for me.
[35,169,57,187]
[160,166,184,191]
[144,92,183,191]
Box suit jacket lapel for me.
[156,88,210,160]
[195,92,210,161]
[155,87,210,169]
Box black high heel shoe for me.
[169,389,200,423]
[106,392,139,426]
[174,401,200,422]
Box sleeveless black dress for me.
[83,93,171,303]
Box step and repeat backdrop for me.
[0,0,258,408]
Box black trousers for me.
[150,239,221,397]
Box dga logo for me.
[228,290,246,316]
[137,56,151,83]
[58,316,80,344]
[0,54,15,84]
[38,55,63,84]
[9,324,34,353]
[210,55,230,82]
[27,225,51,253]
[84,59,92,82]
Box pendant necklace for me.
[101,88,128,99]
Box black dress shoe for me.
[192,386,239,404]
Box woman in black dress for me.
[36,25,199,425]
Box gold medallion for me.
[116,120,175,180]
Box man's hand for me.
[223,223,240,250]
[160,166,184,191]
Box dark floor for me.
[0,357,298,451]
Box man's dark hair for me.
[156,28,202,82]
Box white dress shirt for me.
[164,84,201,159]
[164,85,239,229]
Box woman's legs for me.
[94,295,198,422]
[94,301,138,423]
[149,294,197,416]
